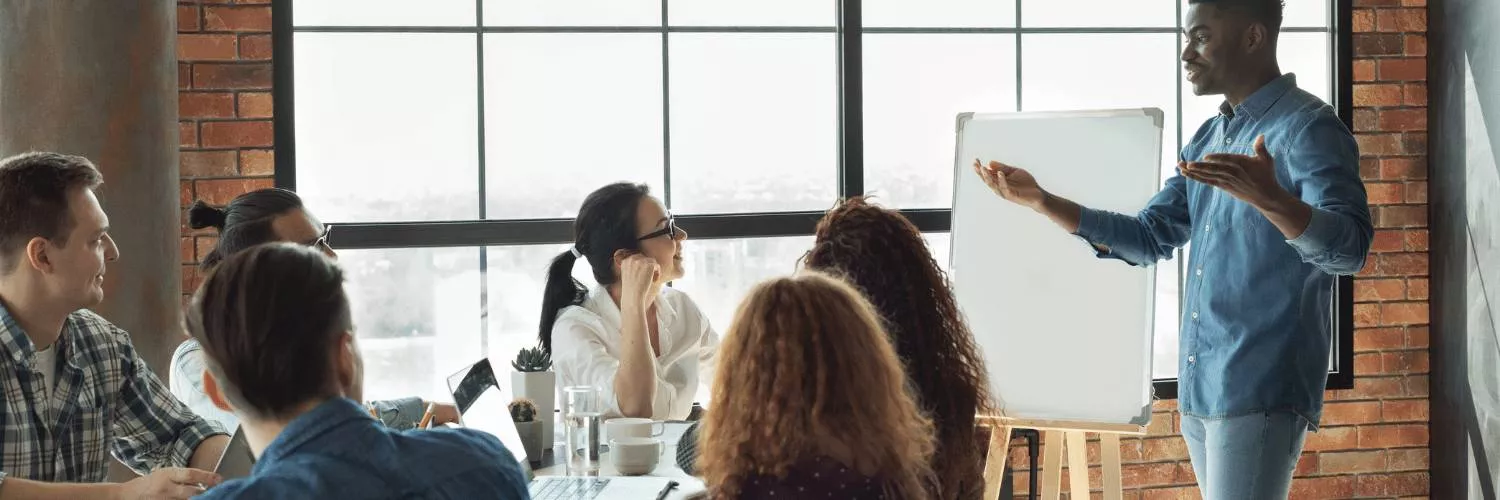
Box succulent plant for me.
[509,398,538,422]
[511,346,552,372]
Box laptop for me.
[214,426,255,480]
[446,359,695,500]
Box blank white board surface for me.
[949,109,1163,426]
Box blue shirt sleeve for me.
[1281,113,1374,275]
[1073,172,1194,267]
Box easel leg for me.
[982,425,1013,500]
[1100,433,1123,500]
[1039,431,1064,500]
[1065,431,1090,498]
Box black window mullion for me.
[836,0,863,199]
[475,0,490,355]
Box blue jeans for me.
[1180,411,1309,500]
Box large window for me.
[273,0,1355,402]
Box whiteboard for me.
[949,109,1163,426]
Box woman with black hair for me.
[169,188,460,431]
[541,182,719,420]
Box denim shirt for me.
[198,398,531,499]
[1074,74,1372,428]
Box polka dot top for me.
[729,456,891,499]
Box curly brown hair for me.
[698,271,936,499]
[802,197,996,500]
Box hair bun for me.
[187,200,229,230]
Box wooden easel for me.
[981,416,1147,500]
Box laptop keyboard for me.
[530,478,611,500]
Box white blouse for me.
[552,286,719,420]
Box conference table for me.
[531,422,706,498]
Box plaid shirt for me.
[1,303,226,481]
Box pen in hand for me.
[417,403,436,429]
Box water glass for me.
[563,386,602,476]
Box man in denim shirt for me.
[973,0,1372,497]
[186,243,529,499]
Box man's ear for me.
[204,370,234,412]
[1243,22,1268,54]
[25,237,53,275]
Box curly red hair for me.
[698,271,936,499]
[803,197,997,499]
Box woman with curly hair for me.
[697,272,935,499]
[802,196,996,500]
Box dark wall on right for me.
[1430,0,1500,497]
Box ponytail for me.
[538,250,588,352]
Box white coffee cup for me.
[605,417,664,441]
[609,437,664,476]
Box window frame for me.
[270,0,1357,397]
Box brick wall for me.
[177,0,275,303]
[1003,2,1431,499]
[174,2,1430,497]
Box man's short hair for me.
[0,152,105,274]
[186,243,353,421]
[1190,0,1286,32]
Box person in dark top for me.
[185,243,529,499]
[802,197,996,500]
[694,272,935,499]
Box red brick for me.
[201,120,273,148]
[1146,412,1173,435]
[180,150,238,177]
[1406,181,1428,203]
[1324,401,1382,425]
[1379,252,1429,276]
[1378,108,1427,131]
[1360,158,1380,178]
[1174,462,1195,484]
[1376,9,1426,32]
[1381,302,1429,326]
[1122,463,1177,487]
[178,33,237,61]
[1379,158,1427,180]
[1382,350,1430,374]
[182,265,201,292]
[1353,108,1378,132]
[1141,486,1201,500]
[1289,476,1356,500]
[1349,375,1407,399]
[1383,399,1429,421]
[179,62,192,89]
[178,5,201,32]
[179,180,193,208]
[239,34,272,60]
[1355,326,1405,350]
[1404,229,1430,252]
[204,6,271,32]
[1354,34,1405,56]
[194,178,274,205]
[1302,425,1357,451]
[1352,9,1375,32]
[1360,255,1380,275]
[1320,450,1386,473]
[1354,303,1380,328]
[1359,424,1429,447]
[179,121,198,148]
[1407,325,1430,347]
[237,92,272,118]
[1354,472,1428,497]
[1402,0,1425,5]
[179,92,235,119]
[239,149,274,176]
[1403,132,1428,155]
[1153,400,1177,412]
[1405,34,1427,56]
[1294,453,1317,476]
[193,63,272,89]
[1364,181,1404,204]
[1377,206,1427,228]
[1355,278,1406,302]
[1378,58,1427,82]
[1404,83,1427,106]
[1388,448,1429,471]
[1357,133,1403,156]
[195,236,218,262]
[1142,438,1188,462]
[1404,375,1429,396]
[1353,84,1403,107]
[1353,59,1376,82]
[1120,438,1144,462]
[1354,0,1399,6]
[1355,352,1383,374]
[1370,230,1405,253]
[180,237,194,263]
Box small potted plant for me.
[511,346,555,447]
[508,398,544,463]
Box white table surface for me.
[531,422,706,498]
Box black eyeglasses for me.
[637,216,678,241]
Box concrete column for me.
[0,1,180,374]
